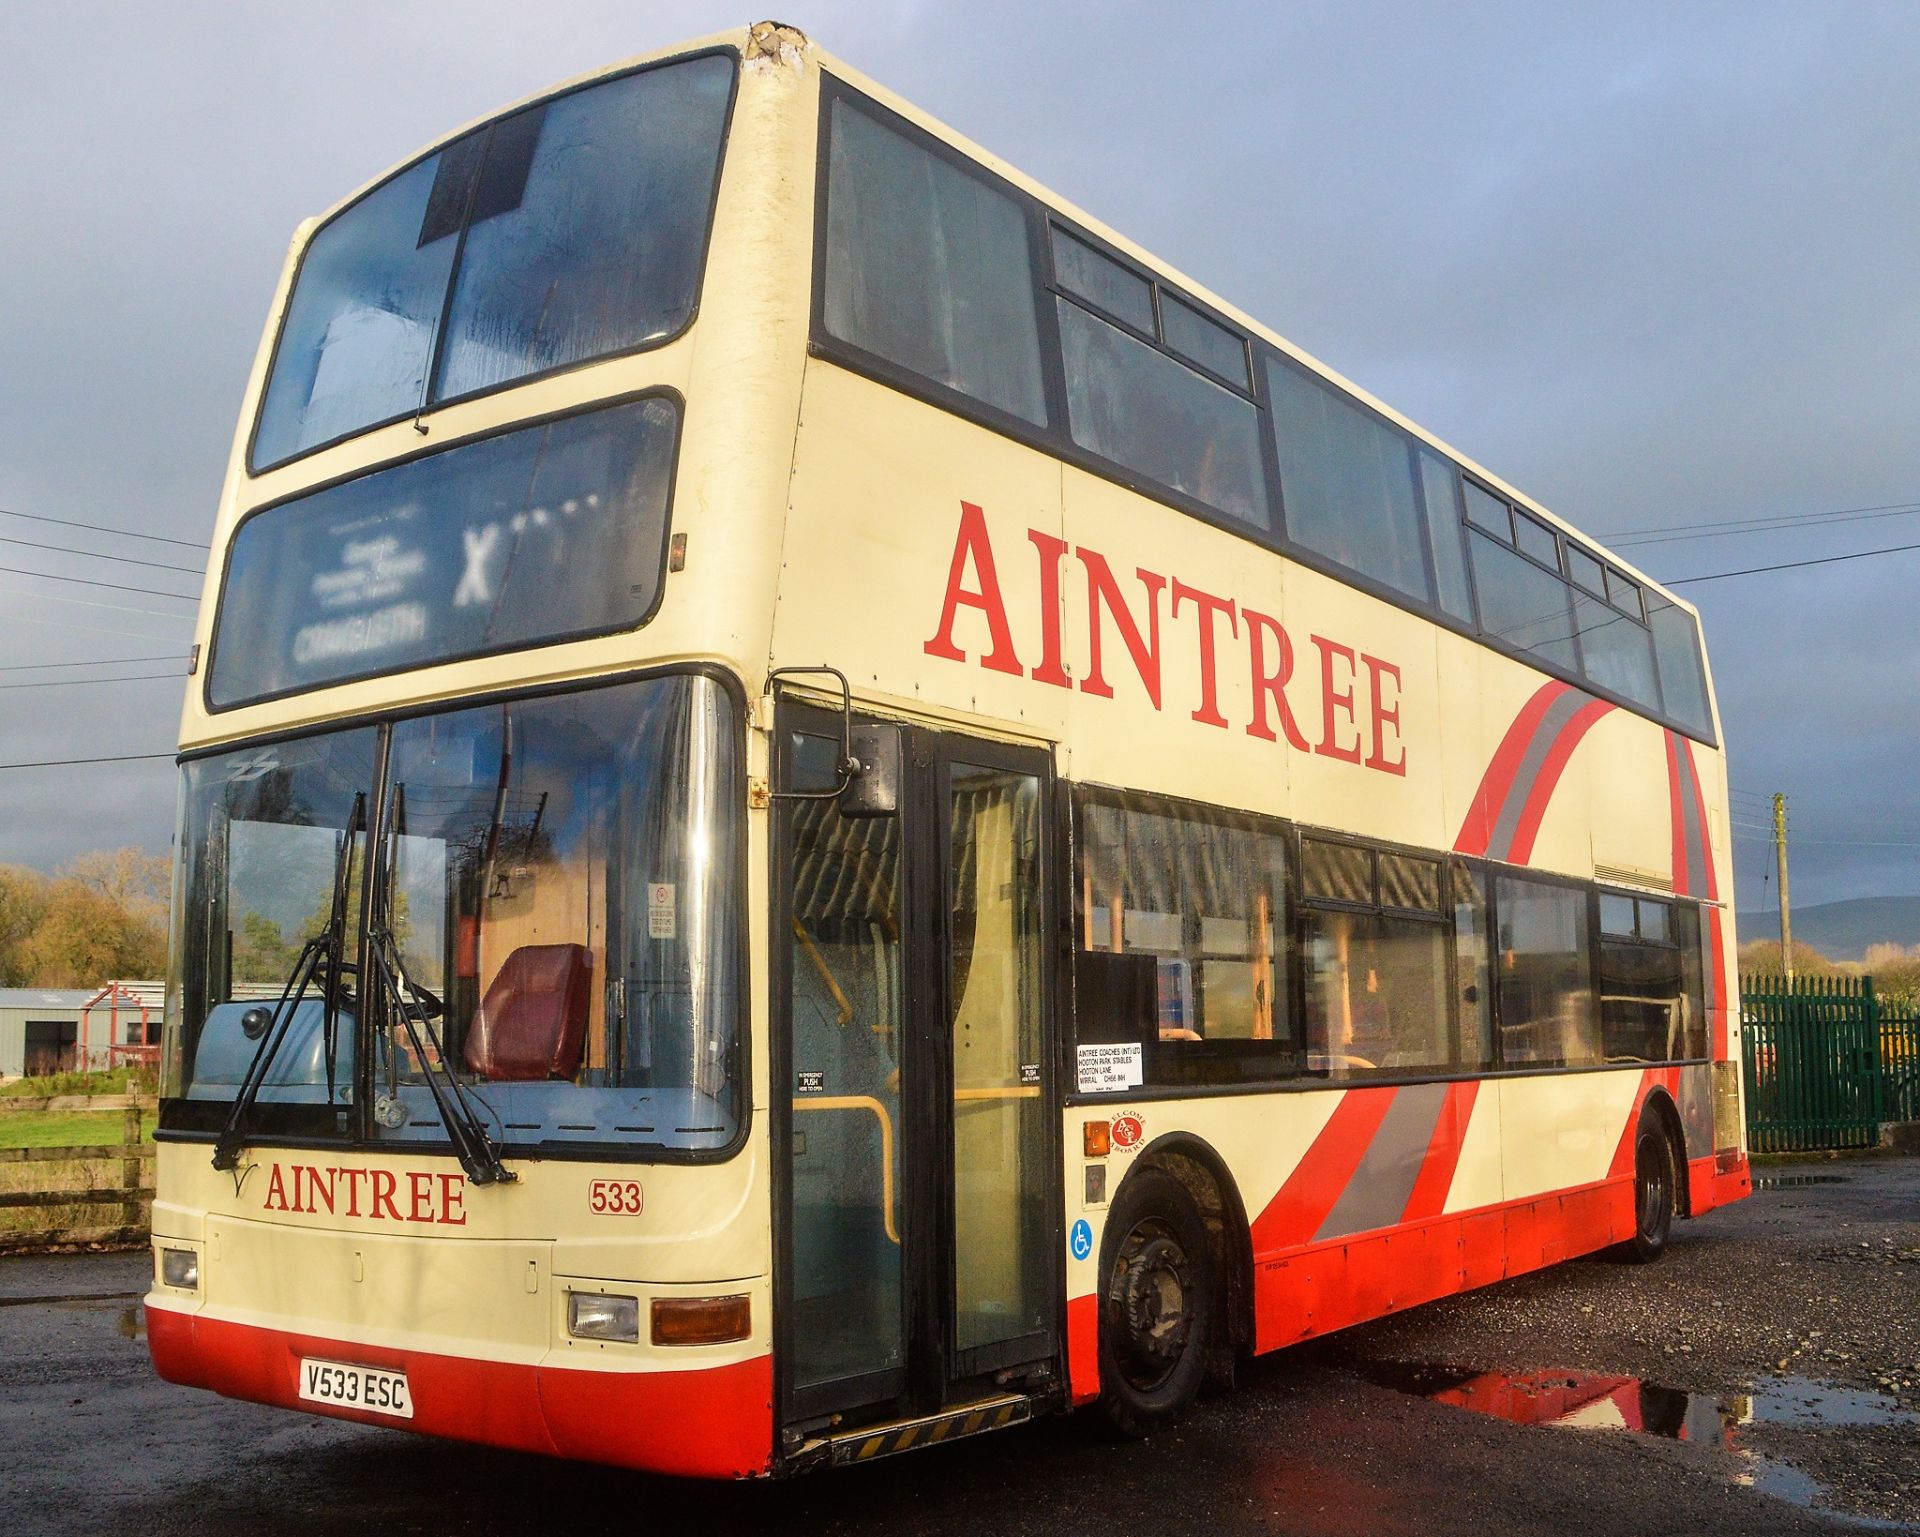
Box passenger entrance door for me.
[776,706,1057,1430]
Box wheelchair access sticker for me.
[1069,1219,1093,1261]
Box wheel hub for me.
[1110,1227,1192,1385]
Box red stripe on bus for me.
[1066,1292,1100,1405]
[1664,731,1690,895]
[1253,1174,1637,1353]
[1453,682,1571,856]
[1607,1066,1682,1180]
[1249,1088,1397,1257]
[145,1307,774,1478]
[1504,697,1617,864]
[1677,738,1720,901]
[1399,1079,1480,1225]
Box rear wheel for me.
[1622,1116,1676,1263]
[1097,1168,1215,1437]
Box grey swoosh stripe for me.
[1314,1082,1452,1242]
[1486,690,1589,862]
[1673,734,1707,896]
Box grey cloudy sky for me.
[2,1,1916,912]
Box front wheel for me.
[1621,1116,1675,1263]
[1098,1168,1215,1437]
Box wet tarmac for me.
[3,1155,1918,1535]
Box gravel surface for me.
[1,1156,1915,1535]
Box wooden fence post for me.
[122,1104,142,1236]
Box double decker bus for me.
[147,22,1750,1477]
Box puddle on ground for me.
[1363,1362,1916,1527]
[1755,1174,1851,1190]
[115,1305,144,1341]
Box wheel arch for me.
[1640,1086,1691,1218]
[1116,1131,1255,1357]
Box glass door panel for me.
[785,729,905,1403]
[946,760,1050,1371]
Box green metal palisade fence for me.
[1741,975,1920,1152]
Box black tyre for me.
[1621,1115,1676,1263]
[1097,1168,1215,1437]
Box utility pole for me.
[1774,792,1793,980]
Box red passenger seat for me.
[463,943,592,1081]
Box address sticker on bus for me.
[1076,1043,1143,1095]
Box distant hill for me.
[1735,897,1920,962]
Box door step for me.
[824,1394,1033,1465]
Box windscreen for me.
[252,53,734,469]
[163,673,743,1156]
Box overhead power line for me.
[1665,540,1920,587]
[0,507,206,551]
[0,750,174,772]
[0,671,184,691]
[0,532,205,577]
[0,562,199,602]
[1610,497,1920,543]
[0,653,182,673]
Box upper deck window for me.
[1265,357,1435,608]
[823,98,1049,427]
[211,396,679,710]
[252,54,734,471]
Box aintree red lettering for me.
[1171,579,1237,729]
[1078,548,1166,708]
[371,1170,402,1221]
[256,1162,467,1224]
[919,502,1409,775]
[1363,653,1406,776]
[1311,635,1363,763]
[1027,529,1071,688]
[922,501,1022,675]
[1244,607,1311,751]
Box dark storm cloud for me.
[1,1,1915,910]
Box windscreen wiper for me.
[212,793,365,1173]
[368,787,514,1186]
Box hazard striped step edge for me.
[821,1395,1032,1465]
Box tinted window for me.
[1452,861,1493,1068]
[1463,480,1510,536]
[1052,229,1154,333]
[1596,896,1698,1065]
[1160,295,1249,387]
[213,397,678,707]
[1606,565,1645,620]
[1567,544,1607,596]
[436,59,735,398]
[255,57,733,468]
[254,153,466,467]
[1301,837,1371,905]
[1074,792,1291,1086]
[1418,450,1475,622]
[1495,876,1599,1068]
[1302,910,1450,1077]
[1574,592,1661,709]
[825,99,1048,425]
[1266,358,1430,603]
[1058,299,1270,529]
[1514,513,1562,571]
[1469,530,1578,671]
[1649,599,1714,736]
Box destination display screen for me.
[208,396,679,708]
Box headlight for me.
[160,1247,199,1290]
[567,1292,639,1343]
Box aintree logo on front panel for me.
[922,501,1407,776]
